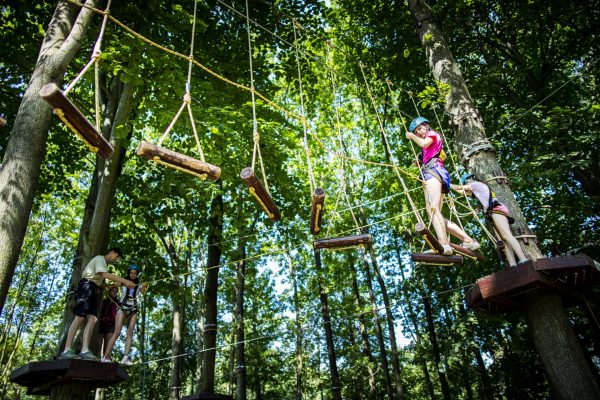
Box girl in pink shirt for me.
[406,117,479,255]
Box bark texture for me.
[0,0,98,315]
[408,1,600,398]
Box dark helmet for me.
[409,116,430,133]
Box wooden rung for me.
[415,222,444,254]
[240,167,281,221]
[39,83,114,159]
[449,243,484,261]
[137,140,221,181]
[310,188,325,235]
[412,253,464,266]
[0,116,6,128]
[313,233,372,250]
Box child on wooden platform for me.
[405,117,480,255]
[451,174,528,267]
[101,264,146,365]
[59,248,135,360]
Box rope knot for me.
[253,129,260,142]
[183,93,192,104]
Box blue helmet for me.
[409,116,430,133]
[460,173,474,185]
[128,264,141,272]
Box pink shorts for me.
[490,204,510,217]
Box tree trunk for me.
[422,294,451,400]
[235,230,247,400]
[408,1,600,398]
[366,243,403,399]
[199,192,223,392]
[0,0,99,315]
[474,347,493,400]
[361,251,394,400]
[314,250,343,400]
[349,262,377,400]
[55,72,135,357]
[170,290,183,400]
[285,252,303,400]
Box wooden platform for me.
[182,393,233,400]
[10,359,128,395]
[467,254,600,313]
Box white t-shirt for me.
[82,255,108,287]
[469,181,493,212]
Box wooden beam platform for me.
[182,393,233,400]
[313,233,372,250]
[310,188,325,235]
[137,140,221,181]
[467,254,600,313]
[39,83,114,159]
[10,359,127,396]
[412,253,464,266]
[240,167,281,221]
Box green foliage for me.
[2,0,599,399]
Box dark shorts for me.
[423,165,451,194]
[73,279,99,317]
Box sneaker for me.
[79,350,99,361]
[442,244,453,255]
[101,357,112,363]
[59,348,77,360]
[121,356,133,366]
[461,241,480,251]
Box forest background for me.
[0,0,599,399]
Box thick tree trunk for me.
[474,347,493,400]
[422,295,451,400]
[55,74,135,357]
[285,252,303,400]
[314,250,343,400]
[408,1,600,398]
[349,262,377,400]
[200,192,223,392]
[235,229,247,400]
[361,251,394,400]
[0,0,98,315]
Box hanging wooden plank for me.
[449,243,484,261]
[313,233,372,250]
[137,140,221,181]
[412,253,464,266]
[310,188,325,235]
[240,167,281,221]
[39,83,114,159]
[415,221,445,254]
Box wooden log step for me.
[412,253,464,266]
[0,116,6,128]
[313,233,372,250]
[449,243,484,261]
[39,83,114,159]
[137,140,221,181]
[310,188,325,235]
[240,167,281,221]
[415,221,444,254]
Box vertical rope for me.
[357,63,423,224]
[292,19,316,194]
[245,0,259,169]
